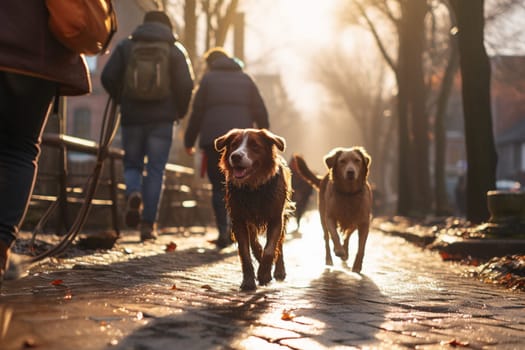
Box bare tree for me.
[164,0,239,68]
[340,0,433,216]
[450,0,497,223]
[426,1,460,215]
[310,40,396,205]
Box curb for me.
[374,220,525,259]
[429,238,525,259]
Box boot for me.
[216,224,233,248]
[0,241,10,286]
[125,192,142,228]
[140,221,158,242]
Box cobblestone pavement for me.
[1,212,524,350]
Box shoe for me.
[125,192,142,228]
[140,222,158,241]
[215,236,233,249]
[0,241,10,287]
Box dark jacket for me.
[184,56,269,149]
[101,22,194,126]
[0,1,90,95]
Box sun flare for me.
[277,0,336,44]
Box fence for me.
[25,133,213,235]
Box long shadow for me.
[2,218,388,349]
[95,266,387,349]
[1,229,243,313]
[92,237,387,349]
[110,291,275,349]
[297,268,387,347]
[101,225,388,349]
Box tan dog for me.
[293,147,372,272]
[215,128,292,291]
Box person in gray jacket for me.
[101,11,194,241]
[184,47,269,248]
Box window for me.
[85,56,98,73]
[521,143,525,172]
[73,107,91,140]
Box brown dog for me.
[293,147,372,272]
[215,128,292,291]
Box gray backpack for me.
[123,40,171,100]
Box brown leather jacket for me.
[0,1,91,96]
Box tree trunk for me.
[184,0,197,63]
[215,0,239,46]
[395,69,412,215]
[397,1,431,215]
[451,0,497,223]
[434,42,459,216]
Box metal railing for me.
[29,133,209,235]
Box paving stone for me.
[0,212,523,349]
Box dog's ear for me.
[324,148,343,169]
[214,129,241,152]
[356,147,372,179]
[260,129,286,152]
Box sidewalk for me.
[1,213,524,349]
[374,216,525,291]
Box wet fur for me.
[215,128,292,291]
[293,147,372,272]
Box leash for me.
[28,95,120,263]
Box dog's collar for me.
[335,187,363,197]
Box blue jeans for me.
[121,122,173,224]
[203,145,229,240]
[0,72,56,247]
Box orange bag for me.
[46,0,117,56]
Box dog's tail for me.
[292,154,321,191]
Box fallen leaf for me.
[170,284,177,290]
[439,251,452,260]
[442,339,470,347]
[22,337,38,348]
[51,279,63,286]
[281,309,295,321]
[439,251,464,261]
[201,284,213,290]
[165,242,177,252]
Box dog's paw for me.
[334,247,346,258]
[240,279,256,291]
[257,266,273,285]
[273,268,286,281]
[325,256,334,266]
[258,272,272,286]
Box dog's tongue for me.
[233,167,247,178]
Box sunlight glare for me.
[277,0,335,43]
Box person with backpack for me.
[184,47,269,248]
[101,11,194,241]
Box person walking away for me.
[0,2,91,284]
[289,155,313,232]
[101,11,194,241]
[184,47,270,248]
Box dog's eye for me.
[231,140,241,148]
[248,140,262,152]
